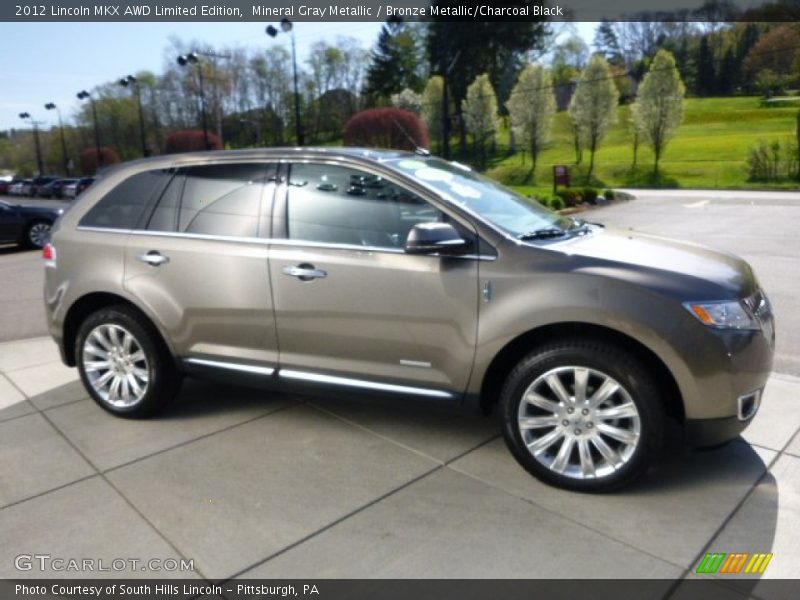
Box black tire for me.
[499,339,664,492]
[23,220,52,249]
[75,304,181,418]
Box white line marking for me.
[684,200,710,208]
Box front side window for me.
[286,163,443,248]
[79,170,169,229]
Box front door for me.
[124,162,279,368]
[268,161,479,397]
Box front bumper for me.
[684,388,763,447]
[685,416,749,448]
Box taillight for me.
[43,243,56,262]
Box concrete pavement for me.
[0,188,798,594]
[0,335,799,593]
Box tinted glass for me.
[146,174,182,232]
[79,170,170,229]
[286,163,443,248]
[176,164,267,238]
[388,157,570,237]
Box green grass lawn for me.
[482,96,800,193]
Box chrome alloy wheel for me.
[517,366,641,479]
[28,222,51,247]
[82,324,149,407]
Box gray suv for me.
[43,148,775,491]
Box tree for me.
[427,18,548,154]
[696,36,716,96]
[796,109,800,180]
[80,146,120,174]
[632,49,686,176]
[462,74,498,168]
[391,88,423,114]
[568,54,619,180]
[717,47,738,95]
[365,20,423,101]
[593,19,623,66]
[506,63,556,179]
[743,24,800,85]
[420,76,451,154]
[344,108,429,151]
[628,103,645,169]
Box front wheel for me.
[76,305,181,418]
[500,340,664,492]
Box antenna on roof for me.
[391,116,430,156]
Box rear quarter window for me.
[79,170,170,229]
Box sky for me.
[0,21,595,132]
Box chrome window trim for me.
[77,225,269,246]
[184,357,275,376]
[76,226,495,259]
[269,237,404,254]
[279,369,453,398]
[76,225,133,235]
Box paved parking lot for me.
[0,189,798,595]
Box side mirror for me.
[405,222,468,255]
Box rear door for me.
[267,161,480,397]
[124,162,279,368]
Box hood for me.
[555,225,756,300]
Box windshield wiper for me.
[518,228,567,240]
[567,218,586,230]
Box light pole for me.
[44,102,70,175]
[77,90,103,168]
[18,112,44,175]
[177,52,210,150]
[266,18,304,146]
[119,75,148,157]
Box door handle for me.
[282,263,327,281]
[137,251,170,267]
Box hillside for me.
[484,96,800,194]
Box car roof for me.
[102,146,421,175]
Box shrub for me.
[344,107,430,151]
[746,138,799,181]
[555,188,584,207]
[582,187,599,205]
[80,147,120,174]
[549,196,565,210]
[603,189,615,201]
[164,129,223,154]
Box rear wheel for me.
[24,220,52,248]
[500,339,664,492]
[76,305,181,418]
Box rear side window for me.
[79,170,169,229]
[146,174,182,232]
[145,163,271,239]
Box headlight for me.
[683,300,760,330]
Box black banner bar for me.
[5,579,800,600]
[3,0,800,22]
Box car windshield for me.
[388,156,570,237]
